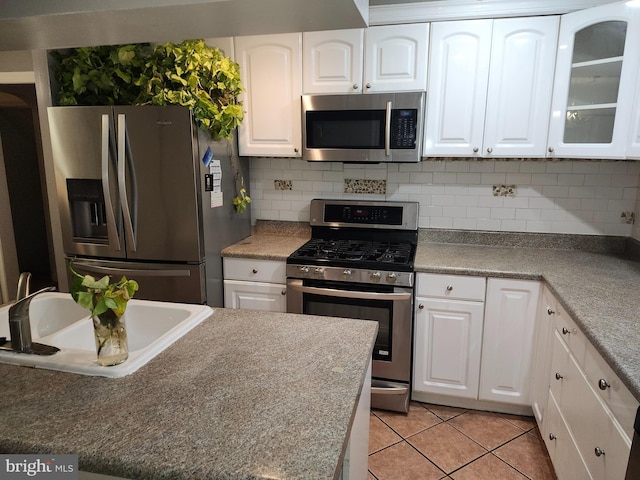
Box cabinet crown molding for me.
[370,0,619,24]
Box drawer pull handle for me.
[549,433,556,441]
[418,304,424,310]
[561,327,570,335]
[446,285,453,291]
[555,373,563,380]
[598,379,610,390]
[252,269,258,274]
[594,447,605,457]
[547,307,555,315]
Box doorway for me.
[0,84,55,301]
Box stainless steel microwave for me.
[302,92,425,163]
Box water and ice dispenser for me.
[66,179,108,241]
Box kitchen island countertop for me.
[0,309,377,480]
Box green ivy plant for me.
[51,40,244,141]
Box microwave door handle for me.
[117,113,137,252]
[384,101,392,157]
[287,282,411,302]
[101,114,122,251]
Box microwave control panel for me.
[390,109,418,149]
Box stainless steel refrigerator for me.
[48,105,250,306]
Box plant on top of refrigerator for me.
[51,39,244,141]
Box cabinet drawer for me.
[543,391,593,480]
[223,258,286,283]
[551,333,631,480]
[416,273,486,301]
[554,302,586,366]
[583,340,639,441]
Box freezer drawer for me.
[68,257,206,304]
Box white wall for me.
[250,158,640,237]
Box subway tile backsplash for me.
[250,158,640,239]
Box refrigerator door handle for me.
[117,113,137,252]
[101,114,122,251]
[70,260,193,278]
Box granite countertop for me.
[221,220,310,261]
[221,227,640,403]
[0,309,377,480]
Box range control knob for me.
[314,267,324,275]
[370,271,381,282]
[299,266,309,274]
[387,272,397,283]
[343,269,353,277]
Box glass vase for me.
[92,310,128,366]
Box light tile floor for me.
[369,402,556,480]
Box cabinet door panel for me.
[483,16,559,157]
[223,280,286,311]
[235,33,302,157]
[424,20,492,156]
[413,298,484,399]
[480,279,540,405]
[531,285,557,425]
[364,23,429,93]
[303,29,364,94]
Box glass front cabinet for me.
[548,2,640,158]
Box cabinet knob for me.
[548,146,555,153]
[549,433,556,441]
[294,148,299,153]
[486,147,493,154]
[598,379,611,390]
[555,372,563,380]
[547,307,555,315]
[594,447,605,457]
[252,268,258,274]
[561,327,570,335]
[281,289,286,296]
[418,304,424,310]
[446,285,453,291]
[365,83,371,89]
[473,147,479,153]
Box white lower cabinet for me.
[539,291,639,480]
[414,274,540,409]
[223,258,287,312]
[413,274,539,406]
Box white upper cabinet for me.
[302,24,428,94]
[235,33,302,157]
[303,29,364,94]
[424,19,492,157]
[483,16,559,157]
[548,1,640,158]
[424,16,559,157]
[364,23,429,93]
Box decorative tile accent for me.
[621,211,636,224]
[344,179,387,194]
[492,184,516,197]
[274,180,292,191]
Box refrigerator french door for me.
[49,106,207,303]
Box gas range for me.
[286,199,419,287]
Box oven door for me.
[287,278,413,412]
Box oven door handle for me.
[371,385,409,395]
[287,282,412,301]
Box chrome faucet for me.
[6,286,59,355]
[16,272,32,301]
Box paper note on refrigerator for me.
[210,160,223,208]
